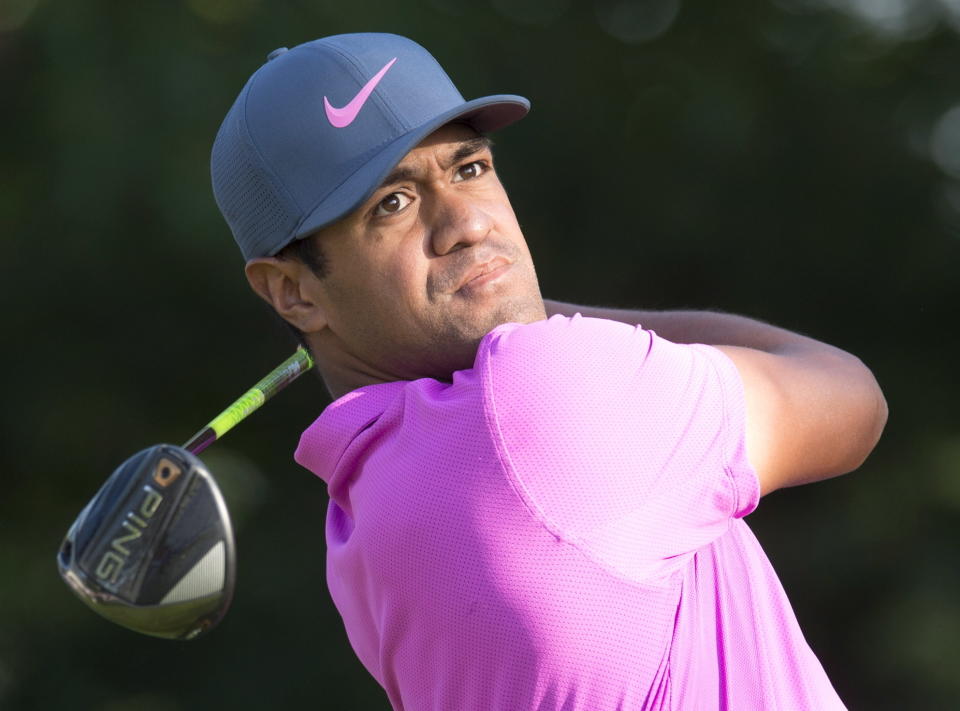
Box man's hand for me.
[544,300,888,496]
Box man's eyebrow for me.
[380,165,418,188]
[378,136,494,189]
[445,135,493,168]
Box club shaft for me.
[183,347,314,455]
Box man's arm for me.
[544,300,888,496]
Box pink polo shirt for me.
[295,314,846,710]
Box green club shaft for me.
[183,347,314,455]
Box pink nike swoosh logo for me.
[323,57,397,128]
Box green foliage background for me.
[2,0,958,708]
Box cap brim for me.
[287,94,529,250]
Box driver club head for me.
[57,444,236,640]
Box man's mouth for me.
[457,257,511,293]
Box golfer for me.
[211,33,886,710]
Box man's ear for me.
[244,257,329,334]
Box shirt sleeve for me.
[479,314,760,582]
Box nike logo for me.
[323,57,397,128]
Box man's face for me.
[301,123,545,383]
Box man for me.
[211,33,886,710]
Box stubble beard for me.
[418,258,546,379]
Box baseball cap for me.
[211,33,530,260]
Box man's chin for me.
[482,293,547,330]
[440,298,546,373]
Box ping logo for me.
[95,485,163,585]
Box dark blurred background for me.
[2,0,958,708]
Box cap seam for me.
[238,66,307,246]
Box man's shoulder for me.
[474,314,660,432]
[478,313,648,376]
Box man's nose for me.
[428,190,492,256]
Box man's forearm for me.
[543,299,838,357]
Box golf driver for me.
[57,347,314,640]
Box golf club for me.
[57,347,314,640]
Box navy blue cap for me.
[211,33,530,260]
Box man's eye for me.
[374,192,412,216]
[454,161,487,182]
